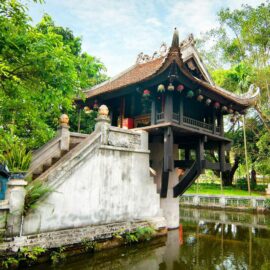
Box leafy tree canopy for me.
[198,2,270,177]
[0,0,107,152]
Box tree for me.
[0,0,107,151]
[198,2,270,184]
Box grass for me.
[185,183,265,197]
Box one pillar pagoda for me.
[76,28,259,228]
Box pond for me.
[33,207,270,270]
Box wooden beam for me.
[196,137,204,172]
[174,160,194,168]
[164,92,173,122]
[151,98,156,125]
[179,95,183,125]
[160,171,169,198]
[185,147,190,161]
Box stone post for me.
[95,105,111,145]
[58,114,70,151]
[136,130,149,151]
[6,178,27,236]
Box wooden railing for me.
[172,112,180,123]
[148,111,222,136]
[156,112,164,123]
[183,116,222,135]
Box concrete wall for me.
[23,127,162,235]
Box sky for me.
[27,0,265,77]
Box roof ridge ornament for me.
[171,27,179,48]
[136,42,168,64]
[179,34,195,48]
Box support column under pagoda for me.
[150,139,179,229]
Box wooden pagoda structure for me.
[76,29,259,198]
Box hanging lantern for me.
[205,98,212,106]
[228,108,234,114]
[197,95,204,102]
[168,83,174,91]
[176,84,184,92]
[196,89,202,95]
[186,90,194,98]
[213,102,220,109]
[157,84,165,92]
[221,106,228,113]
[143,89,151,97]
[84,106,92,114]
[93,100,99,110]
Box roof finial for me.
[171,27,179,48]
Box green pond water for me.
[33,207,270,270]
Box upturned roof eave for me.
[80,30,259,108]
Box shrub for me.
[236,177,256,191]
[265,199,270,210]
[50,247,66,265]
[0,140,32,172]
[18,246,46,266]
[23,181,52,216]
[81,239,96,252]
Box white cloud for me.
[146,17,162,27]
[28,0,267,76]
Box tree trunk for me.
[251,168,257,185]
[222,157,239,186]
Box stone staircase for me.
[27,119,89,181]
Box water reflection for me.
[32,208,270,270]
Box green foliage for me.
[1,257,19,269]
[81,239,96,253]
[135,226,155,241]
[1,246,46,269]
[0,137,31,172]
[23,181,52,216]
[50,247,66,265]
[113,226,156,245]
[198,2,270,178]
[18,246,46,266]
[69,110,98,134]
[265,199,270,210]
[0,0,107,150]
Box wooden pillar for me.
[196,137,204,172]
[185,147,190,161]
[151,98,156,125]
[164,92,173,122]
[219,113,224,136]
[179,95,183,125]
[212,110,216,134]
[77,109,81,133]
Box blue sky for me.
[27,0,265,76]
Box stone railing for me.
[180,207,270,229]
[180,194,267,211]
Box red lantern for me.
[93,100,99,110]
[176,84,184,92]
[213,102,220,109]
[197,95,204,102]
[143,89,151,97]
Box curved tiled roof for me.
[85,57,165,98]
[83,31,259,108]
